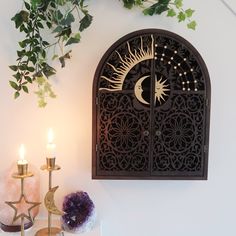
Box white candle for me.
[47,128,56,158]
[18,144,28,165]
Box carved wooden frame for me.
[92,29,211,180]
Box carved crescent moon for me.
[44,186,64,215]
[134,75,150,105]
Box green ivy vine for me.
[9,0,196,107]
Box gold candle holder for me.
[35,158,63,236]
[17,163,28,175]
[5,166,40,236]
[46,157,56,169]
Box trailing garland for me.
[9,0,196,107]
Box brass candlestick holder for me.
[5,163,41,236]
[35,157,64,236]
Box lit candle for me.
[17,144,28,175]
[18,144,28,165]
[46,128,56,159]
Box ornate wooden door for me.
[92,29,210,180]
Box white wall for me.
[1,0,236,235]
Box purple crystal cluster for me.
[61,191,95,233]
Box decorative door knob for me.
[143,130,149,136]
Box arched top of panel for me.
[93,29,210,99]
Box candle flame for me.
[48,128,54,143]
[19,144,25,160]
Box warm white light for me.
[19,144,25,160]
[48,128,54,144]
[47,128,56,158]
[18,144,28,164]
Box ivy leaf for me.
[9,81,19,90]
[35,76,45,85]
[167,9,176,17]
[9,65,18,71]
[42,64,56,77]
[60,13,75,26]
[17,50,26,58]
[30,56,37,64]
[123,0,136,9]
[19,10,29,22]
[44,82,52,92]
[65,33,81,46]
[185,8,195,18]
[57,0,67,6]
[46,21,52,28]
[37,22,44,28]
[177,11,186,22]
[11,10,29,28]
[42,41,50,46]
[14,91,20,99]
[44,68,56,78]
[13,73,21,81]
[135,0,144,6]
[41,49,46,58]
[35,76,56,108]
[55,27,72,37]
[49,91,56,98]
[19,25,28,33]
[19,41,26,48]
[59,50,72,67]
[30,0,43,10]
[38,98,47,107]
[79,0,87,8]
[52,25,63,33]
[174,0,183,9]
[24,1,31,10]
[39,13,46,21]
[143,0,170,16]
[22,86,29,93]
[52,54,58,60]
[187,20,197,30]
[27,66,35,72]
[54,10,63,22]
[79,14,93,32]
[25,76,32,83]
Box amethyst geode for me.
[61,191,96,233]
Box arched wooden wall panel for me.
[92,29,211,180]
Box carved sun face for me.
[155,76,170,105]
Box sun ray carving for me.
[100,35,154,91]
[155,76,170,105]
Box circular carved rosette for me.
[161,113,196,153]
[107,113,142,153]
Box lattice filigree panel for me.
[92,29,210,180]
